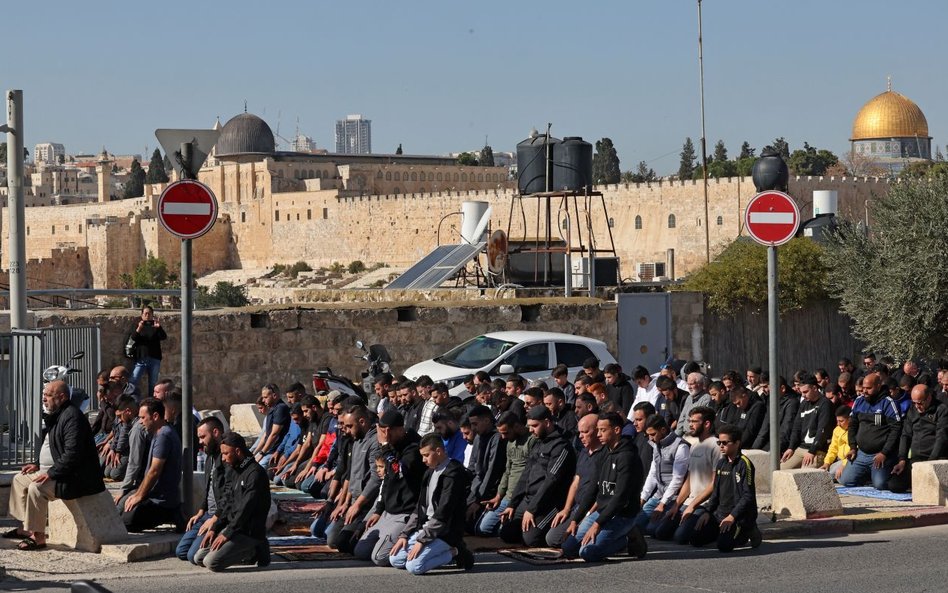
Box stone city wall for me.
[35,298,617,411]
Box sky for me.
[4,0,948,175]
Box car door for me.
[492,341,551,383]
[554,341,598,380]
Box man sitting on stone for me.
[177,416,227,563]
[194,432,272,571]
[390,433,474,574]
[780,373,835,469]
[498,405,576,546]
[118,397,184,532]
[463,405,506,533]
[5,380,105,550]
[688,424,761,552]
[355,410,424,565]
[888,384,948,493]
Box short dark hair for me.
[597,411,624,428]
[262,383,280,395]
[506,375,525,390]
[645,415,668,431]
[345,404,370,421]
[473,371,491,383]
[374,373,393,386]
[491,378,506,391]
[603,363,621,375]
[632,366,651,381]
[431,382,449,395]
[835,405,852,418]
[115,394,137,412]
[576,393,598,412]
[522,387,544,401]
[717,424,742,443]
[708,380,726,392]
[552,364,569,378]
[546,387,566,402]
[467,405,493,421]
[432,406,459,424]
[221,431,249,451]
[632,401,656,416]
[299,394,319,407]
[655,376,676,391]
[419,433,445,451]
[747,366,763,375]
[287,382,307,395]
[496,410,524,428]
[139,397,165,418]
[689,405,716,425]
[416,375,434,388]
[199,416,224,433]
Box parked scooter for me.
[42,350,90,413]
[356,341,392,411]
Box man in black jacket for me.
[7,380,105,550]
[354,410,424,565]
[562,412,646,562]
[177,416,227,563]
[390,433,474,575]
[753,376,799,451]
[464,405,506,533]
[889,385,948,492]
[780,374,835,469]
[498,405,576,546]
[194,432,272,571]
[717,386,765,447]
[128,305,167,397]
[604,363,635,417]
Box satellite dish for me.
[487,230,508,274]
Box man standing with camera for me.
[128,305,167,398]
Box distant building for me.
[291,133,317,153]
[335,114,372,154]
[850,81,932,174]
[34,142,65,165]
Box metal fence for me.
[0,325,100,469]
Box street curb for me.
[760,508,948,539]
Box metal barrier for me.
[0,325,100,470]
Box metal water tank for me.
[552,137,593,192]
[517,133,559,194]
[812,190,838,216]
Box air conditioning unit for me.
[637,262,666,282]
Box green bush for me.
[195,281,250,308]
[347,260,366,274]
[329,262,345,274]
[287,261,312,278]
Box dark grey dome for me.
[215,113,275,155]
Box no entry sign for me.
[157,180,219,239]
[745,190,800,246]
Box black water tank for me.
[752,149,789,192]
[517,134,559,194]
[553,137,593,192]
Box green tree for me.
[131,255,174,289]
[592,137,621,184]
[678,137,696,180]
[681,238,828,315]
[738,141,755,160]
[735,157,756,177]
[395,144,403,155]
[764,137,790,160]
[123,158,146,199]
[0,144,29,161]
[823,176,948,358]
[705,159,738,179]
[713,140,728,163]
[457,152,478,166]
[145,149,169,184]
[788,142,839,176]
[630,160,656,183]
[195,281,250,308]
[479,145,495,167]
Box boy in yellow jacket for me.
[820,405,851,482]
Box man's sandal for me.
[2,527,24,539]
[17,537,47,551]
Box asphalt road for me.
[6,525,948,593]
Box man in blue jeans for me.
[177,417,227,563]
[562,412,646,561]
[128,306,167,398]
[390,433,474,575]
[841,372,902,490]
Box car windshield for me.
[435,335,516,369]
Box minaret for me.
[96,147,113,203]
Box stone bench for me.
[47,489,128,552]
[912,460,948,505]
[229,403,264,437]
[772,468,843,519]
[742,449,773,494]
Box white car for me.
[403,331,617,397]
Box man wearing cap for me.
[355,409,424,565]
[6,381,105,550]
[498,405,576,546]
[194,432,272,571]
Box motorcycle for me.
[42,350,90,414]
[310,341,392,410]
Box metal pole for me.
[697,1,711,264]
[564,213,572,297]
[767,245,779,482]
[6,90,27,329]
[179,142,194,513]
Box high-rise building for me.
[34,142,66,165]
[334,114,371,154]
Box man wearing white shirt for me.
[630,366,659,415]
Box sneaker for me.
[748,525,762,549]
[255,540,271,567]
[455,546,475,571]
[627,527,648,559]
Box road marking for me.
[163,202,211,215]
[749,212,795,224]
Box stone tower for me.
[96,148,112,203]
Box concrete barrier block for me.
[743,449,773,494]
[47,489,128,552]
[912,460,948,506]
[772,468,843,520]
[229,403,264,436]
[199,409,230,433]
[0,470,14,516]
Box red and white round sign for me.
[744,190,800,246]
[157,180,219,240]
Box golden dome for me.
[851,90,929,140]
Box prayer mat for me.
[498,548,584,565]
[277,500,326,514]
[270,489,312,498]
[268,535,327,546]
[272,543,350,562]
[270,523,311,536]
[836,486,913,501]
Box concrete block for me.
[772,468,843,520]
[912,460,948,506]
[229,403,264,436]
[199,409,230,433]
[0,470,14,516]
[100,533,180,562]
[743,449,773,494]
[47,489,128,552]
